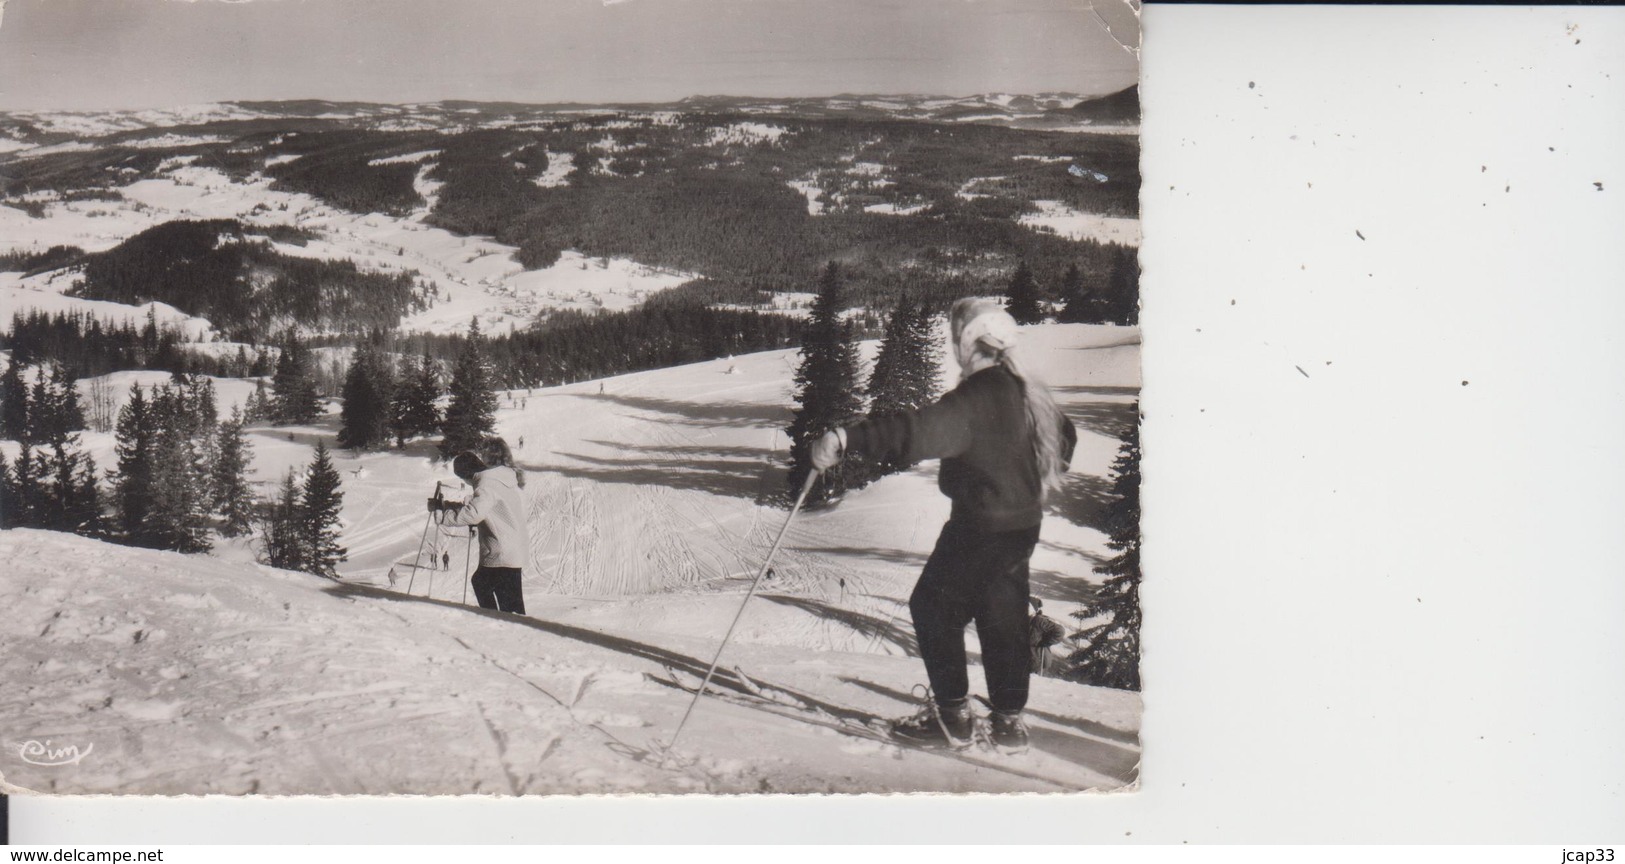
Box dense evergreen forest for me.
[409,115,1136,304]
[1,310,267,380]
[321,302,807,390]
[262,128,444,216]
[69,219,428,340]
[0,244,84,276]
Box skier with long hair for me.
[429,436,530,615]
[810,297,1077,753]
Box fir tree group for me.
[258,444,347,577]
[104,376,229,552]
[213,407,255,537]
[1004,261,1045,325]
[1,362,85,446]
[391,352,442,448]
[271,331,321,425]
[113,378,217,553]
[0,361,103,537]
[1065,413,1141,690]
[263,468,306,571]
[863,296,942,475]
[244,379,273,423]
[1055,264,1091,324]
[1100,248,1139,326]
[785,263,867,502]
[338,337,397,451]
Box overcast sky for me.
[0,0,1139,111]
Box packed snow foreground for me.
[0,324,1140,795]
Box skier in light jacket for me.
[810,297,1077,753]
[430,439,530,615]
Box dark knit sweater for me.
[845,365,1078,532]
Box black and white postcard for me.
[0,0,1142,796]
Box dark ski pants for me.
[471,566,526,615]
[909,521,1041,714]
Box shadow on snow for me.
[320,581,1132,788]
[574,392,790,430]
[757,593,919,657]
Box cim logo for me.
[17,739,94,766]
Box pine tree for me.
[250,348,272,378]
[173,373,219,477]
[12,446,44,528]
[56,364,86,439]
[26,370,51,446]
[213,407,255,537]
[1100,248,1139,326]
[23,364,84,448]
[0,450,14,529]
[864,297,943,480]
[338,339,396,451]
[140,308,160,359]
[43,438,81,531]
[390,353,442,447]
[866,299,910,416]
[0,360,28,442]
[114,384,155,543]
[1055,263,1092,324]
[144,418,212,553]
[867,297,941,421]
[1004,261,1045,325]
[786,263,868,502]
[186,374,218,437]
[439,320,497,458]
[69,454,104,537]
[1066,416,1141,690]
[300,441,346,577]
[388,355,415,448]
[271,331,321,425]
[245,379,271,422]
[262,468,305,571]
[908,302,944,391]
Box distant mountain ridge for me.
[0,90,1137,148]
[1066,86,1139,124]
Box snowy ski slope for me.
[0,324,1141,795]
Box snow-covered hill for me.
[0,323,1141,795]
[0,162,698,339]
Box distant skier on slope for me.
[810,297,1077,754]
[1028,597,1067,678]
[429,436,531,615]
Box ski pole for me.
[668,468,820,751]
[462,526,475,605]
[406,482,443,595]
[406,511,432,595]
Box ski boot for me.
[987,709,1030,755]
[890,692,974,750]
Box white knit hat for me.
[953,299,1020,368]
